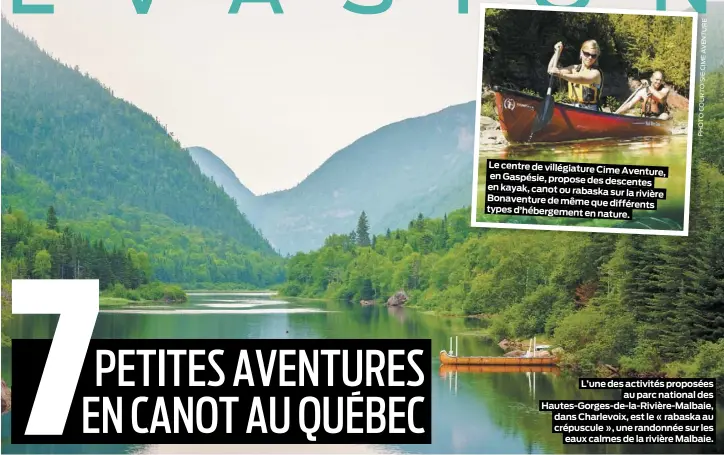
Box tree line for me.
[482,9,694,96]
[280,69,724,392]
[1,19,279,261]
[0,205,188,345]
[2,206,152,288]
[1,157,286,289]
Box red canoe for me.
[492,86,673,144]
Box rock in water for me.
[480,116,497,127]
[504,350,527,357]
[387,290,409,306]
[2,379,11,414]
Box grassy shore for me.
[99,296,160,308]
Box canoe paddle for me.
[528,44,564,142]
[617,85,646,114]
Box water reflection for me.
[489,136,678,159]
[1,293,722,454]
[477,135,689,230]
[439,365,561,375]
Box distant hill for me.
[189,102,476,255]
[187,5,724,257]
[188,146,258,216]
[234,102,476,255]
[703,2,724,70]
[0,19,284,286]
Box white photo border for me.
[470,2,699,237]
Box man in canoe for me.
[614,71,671,120]
[547,40,604,111]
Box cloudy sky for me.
[1,0,704,194]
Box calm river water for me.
[476,135,689,231]
[2,292,722,454]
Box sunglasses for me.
[582,51,598,59]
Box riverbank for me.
[99,296,182,308]
[184,289,277,294]
[101,282,187,305]
[100,296,146,307]
[2,289,723,454]
[181,283,280,292]
[393,302,723,394]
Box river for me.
[476,135,689,230]
[2,291,722,454]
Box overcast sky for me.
[0,0,703,194]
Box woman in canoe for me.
[614,71,671,120]
[547,40,604,111]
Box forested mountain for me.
[188,146,258,216]
[278,7,724,393]
[0,19,273,255]
[187,9,714,257]
[0,19,285,287]
[245,102,475,255]
[280,67,724,397]
[282,72,724,396]
[188,103,475,256]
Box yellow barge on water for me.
[439,350,559,366]
[439,336,560,367]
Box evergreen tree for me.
[1,208,153,291]
[619,235,660,324]
[360,278,375,300]
[416,213,425,229]
[685,204,724,343]
[437,214,449,249]
[648,237,696,360]
[46,205,58,231]
[356,211,370,247]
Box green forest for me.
[280,70,724,393]
[0,206,187,345]
[482,9,694,109]
[0,19,286,289]
[1,156,286,289]
[1,10,722,397]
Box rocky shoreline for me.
[2,379,10,414]
[360,290,409,307]
[479,115,508,147]
[496,338,673,379]
[498,338,557,359]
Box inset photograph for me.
[472,4,697,235]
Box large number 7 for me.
[12,280,99,435]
